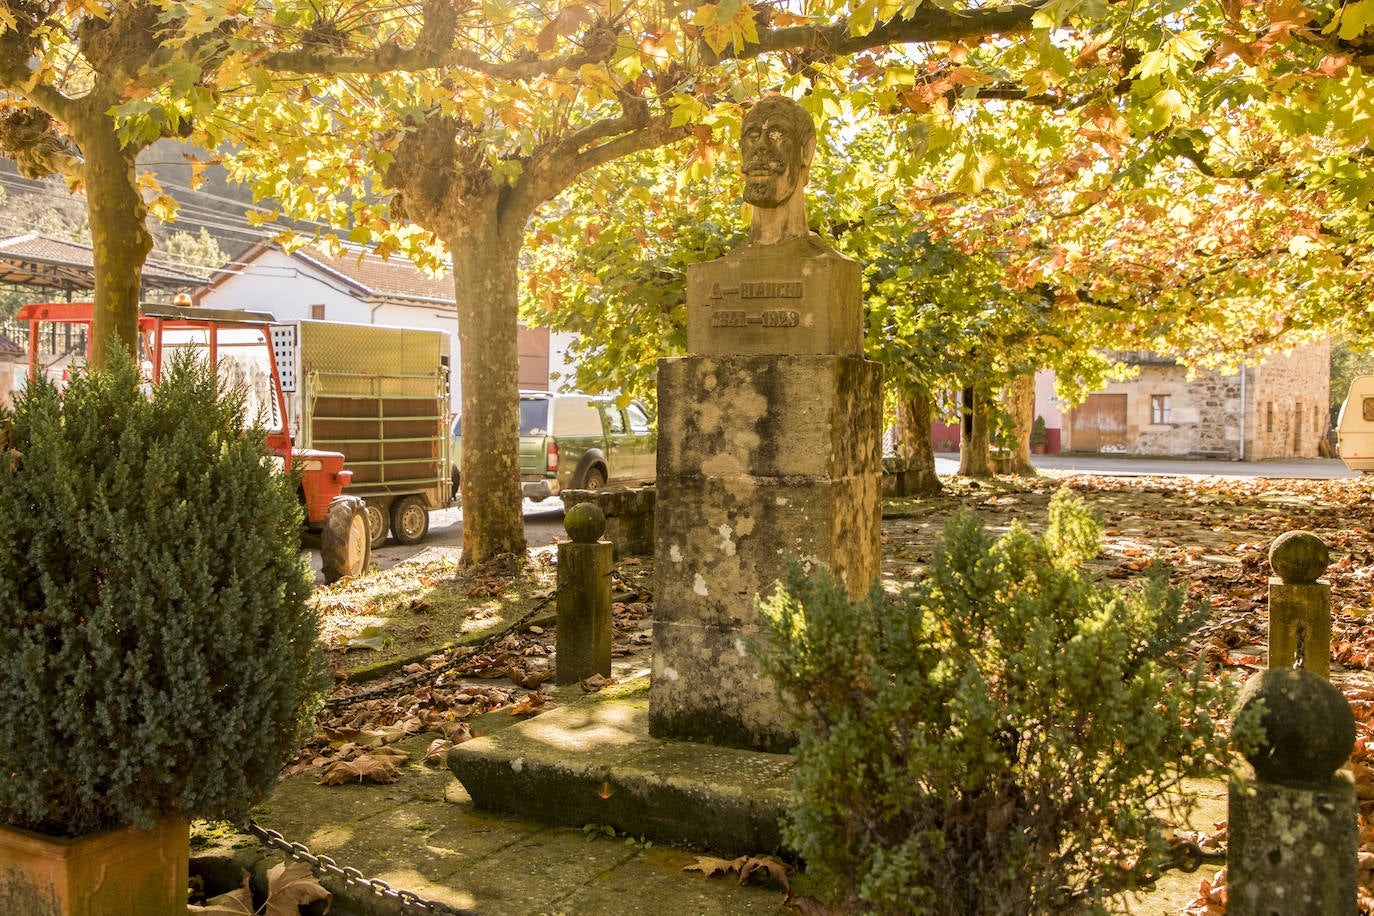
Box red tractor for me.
[17,300,371,583]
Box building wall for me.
[197,251,578,412]
[1248,339,1331,460]
[1061,339,1329,459]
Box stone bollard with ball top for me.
[555,502,613,686]
[1226,530,1355,915]
[1227,668,1358,915]
[1268,530,1332,677]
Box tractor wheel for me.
[390,495,430,545]
[321,497,371,583]
[363,499,390,549]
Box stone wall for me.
[1249,339,1332,460]
[1062,340,1329,458]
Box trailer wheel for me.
[390,495,429,545]
[322,497,371,583]
[363,499,390,549]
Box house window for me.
[1267,402,1275,433]
[310,304,326,320]
[1150,394,1172,425]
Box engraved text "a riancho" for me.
[708,281,806,301]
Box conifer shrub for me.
[0,351,321,837]
[757,492,1231,915]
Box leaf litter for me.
[292,474,1374,912]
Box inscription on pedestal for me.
[688,236,861,357]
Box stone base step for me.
[447,678,795,856]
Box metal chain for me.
[323,586,558,710]
[242,818,475,916]
[1161,834,1227,874]
[324,565,636,711]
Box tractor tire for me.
[390,495,430,545]
[363,498,390,549]
[321,497,371,583]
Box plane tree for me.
[220,0,1062,563]
[0,1,254,363]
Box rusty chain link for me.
[242,818,475,915]
[322,587,558,710]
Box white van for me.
[1337,375,1374,471]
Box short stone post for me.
[555,503,612,685]
[1228,668,1358,916]
[1268,530,1332,678]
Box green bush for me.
[757,491,1230,915]
[0,351,322,837]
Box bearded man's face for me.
[740,110,805,209]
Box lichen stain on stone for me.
[693,573,709,596]
[716,523,737,556]
[669,544,683,563]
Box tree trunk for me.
[895,387,942,494]
[1003,372,1036,475]
[449,224,528,565]
[77,112,150,368]
[959,386,995,478]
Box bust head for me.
[739,97,816,245]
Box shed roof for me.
[205,241,452,307]
[0,233,205,292]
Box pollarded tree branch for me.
[721,2,1047,62]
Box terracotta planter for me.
[0,816,188,916]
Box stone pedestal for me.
[1227,773,1358,916]
[650,349,881,752]
[555,506,613,685]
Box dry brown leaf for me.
[507,692,547,716]
[682,855,737,878]
[264,861,332,916]
[424,738,452,767]
[188,882,254,914]
[580,673,616,693]
[736,854,791,890]
[318,753,404,785]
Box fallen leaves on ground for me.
[187,863,331,915]
[684,854,792,890]
[318,747,408,785]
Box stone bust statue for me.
[740,96,816,247]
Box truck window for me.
[605,405,626,434]
[519,398,550,435]
[626,402,651,434]
[1364,397,1374,422]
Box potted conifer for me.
[1030,414,1049,454]
[0,352,322,915]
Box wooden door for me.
[1069,394,1128,452]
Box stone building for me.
[1061,340,1331,459]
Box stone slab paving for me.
[196,725,785,915]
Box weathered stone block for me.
[562,487,657,558]
[656,355,882,479]
[649,619,795,752]
[686,237,862,357]
[1227,773,1358,916]
[653,472,880,628]
[650,350,881,751]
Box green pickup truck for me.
[451,391,656,501]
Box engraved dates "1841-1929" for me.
[709,308,801,328]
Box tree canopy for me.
[2,0,1373,553]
